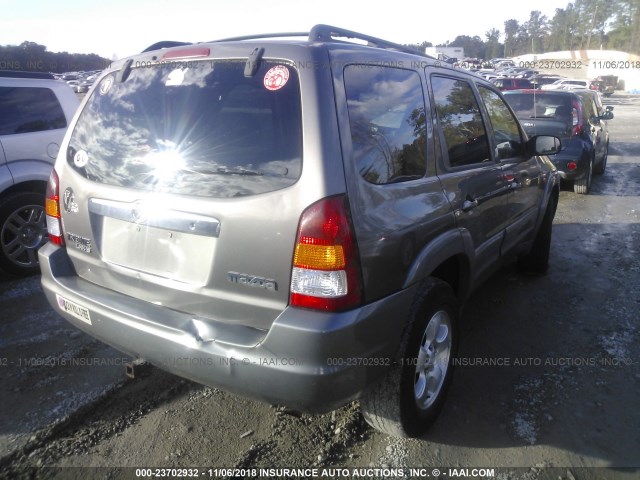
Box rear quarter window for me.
[344,66,426,184]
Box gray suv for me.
[39,25,560,437]
[0,71,79,275]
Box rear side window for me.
[431,76,491,168]
[67,61,302,198]
[0,87,67,135]
[344,66,426,184]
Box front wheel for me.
[360,278,459,438]
[594,142,608,175]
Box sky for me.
[0,0,570,60]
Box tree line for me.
[2,1,638,71]
[408,0,640,59]
[0,41,109,73]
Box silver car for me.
[0,71,79,275]
[40,25,560,437]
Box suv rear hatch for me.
[57,57,304,332]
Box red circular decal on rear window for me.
[264,65,290,91]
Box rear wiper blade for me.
[189,166,264,176]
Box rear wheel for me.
[0,192,47,276]
[360,278,458,438]
[573,156,593,194]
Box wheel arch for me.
[1,180,47,199]
[403,229,474,303]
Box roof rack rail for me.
[141,41,192,53]
[308,24,432,58]
[210,32,308,43]
[0,70,55,79]
[204,24,433,58]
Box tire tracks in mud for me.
[0,369,192,476]
[2,363,373,477]
[232,402,370,471]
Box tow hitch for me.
[125,359,151,379]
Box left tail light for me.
[571,99,584,136]
[45,170,65,246]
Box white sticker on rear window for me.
[99,76,114,95]
[166,68,188,86]
[263,65,289,91]
[74,149,89,168]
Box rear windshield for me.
[504,92,573,120]
[67,60,302,198]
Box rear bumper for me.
[39,243,414,412]
[550,143,591,181]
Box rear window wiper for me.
[189,166,264,176]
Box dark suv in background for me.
[504,89,613,194]
[0,71,79,275]
[39,25,560,438]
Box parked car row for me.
[541,78,592,91]
[468,65,615,192]
[503,88,613,194]
[470,60,617,98]
[474,65,565,92]
[53,70,102,94]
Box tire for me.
[518,195,556,275]
[593,141,608,175]
[573,156,593,194]
[0,191,48,276]
[360,278,459,438]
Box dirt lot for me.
[1,95,639,480]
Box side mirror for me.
[599,111,614,121]
[606,105,614,112]
[528,135,562,156]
